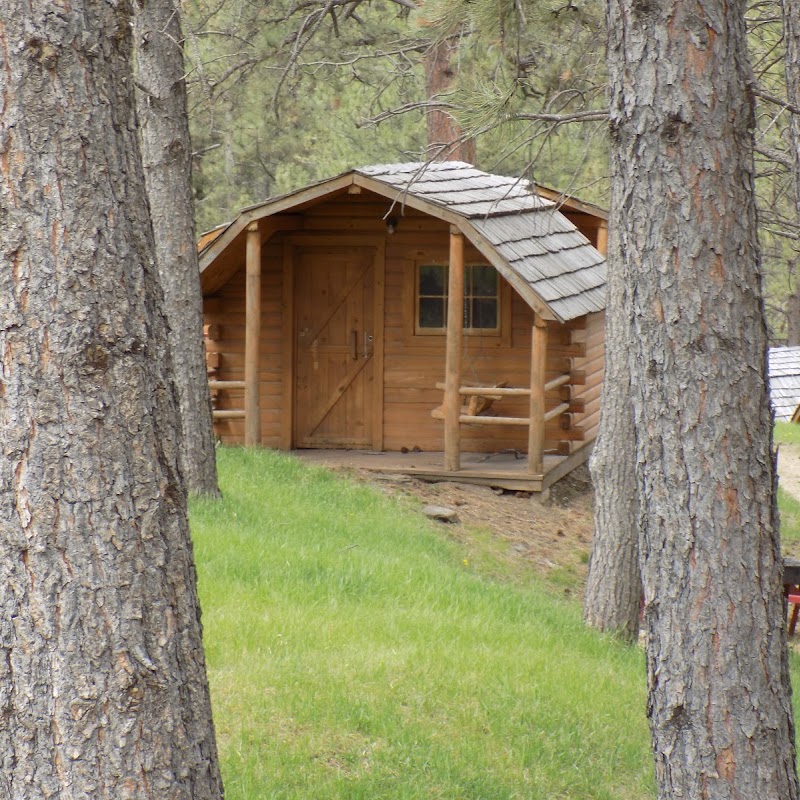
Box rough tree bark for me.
[789,286,800,346]
[0,3,224,797]
[608,0,799,794]
[425,38,476,163]
[584,238,641,641]
[134,0,220,496]
[784,0,800,345]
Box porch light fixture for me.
[386,216,398,235]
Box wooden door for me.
[294,246,376,447]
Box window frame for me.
[413,262,504,337]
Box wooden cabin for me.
[199,162,607,493]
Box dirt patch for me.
[778,445,800,566]
[327,447,800,604]
[779,444,800,504]
[338,464,595,596]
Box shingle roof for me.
[200,162,607,322]
[355,162,552,217]
[355,163,606,321]
[769,346,800,421]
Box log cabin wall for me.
[306,192,538,454]
[204,236,284,446]
[203,188,604,454]
[549,310,604,455]
[577,310,604,443]
[383,240,534,454]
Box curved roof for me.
[199,161,607,323]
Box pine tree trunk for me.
[788,287,800,347]
[0,3,223,797]
[425,38,476,163]
[134,0,220,496]
[607,0,799,794]
[585,229,641,641]
[784,0,800,346]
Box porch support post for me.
[528,315,548,475]
[596,220,608,256]
[444,225,464,471]
[245,220,262,447]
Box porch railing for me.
[432,368,582,475]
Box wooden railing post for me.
[245,220,262,447]
[528,316,548,474]
[444,226,464,471]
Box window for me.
[416,264,500,333]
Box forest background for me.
[183,0,800,342]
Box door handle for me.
[363,332,373,359]
[351,330,358,360]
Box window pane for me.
[419,297,446,328]
[471,298,498,329]
[419,264,446,295]
[470,265,497,297]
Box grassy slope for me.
[776,421,800,447]
[192,449,652,800]
[192,446,800,799]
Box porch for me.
[291,442,594,494]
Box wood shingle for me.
[769,347,800,420]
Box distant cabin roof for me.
[199,161,607,323]
[769,346,800,421]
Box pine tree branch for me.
[511,109,609,124]
[359,103,609,129]
[755,143,794,170]
[753,85,800,116]
[357,99,456,127]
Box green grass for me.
[776,421,800,446]
[191,448,800,798]
[191,448,653,799]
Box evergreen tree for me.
[135,0,220,496]
[608,0,799,791]
[0,3,223,795]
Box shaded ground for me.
[336,448,800,598]
[780,444,800,504]
[332,464,596,597]
[779,444,800,563]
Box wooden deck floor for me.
[291,444,594,493]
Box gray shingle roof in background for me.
[356,162,607,322]
[769,347,800,420]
